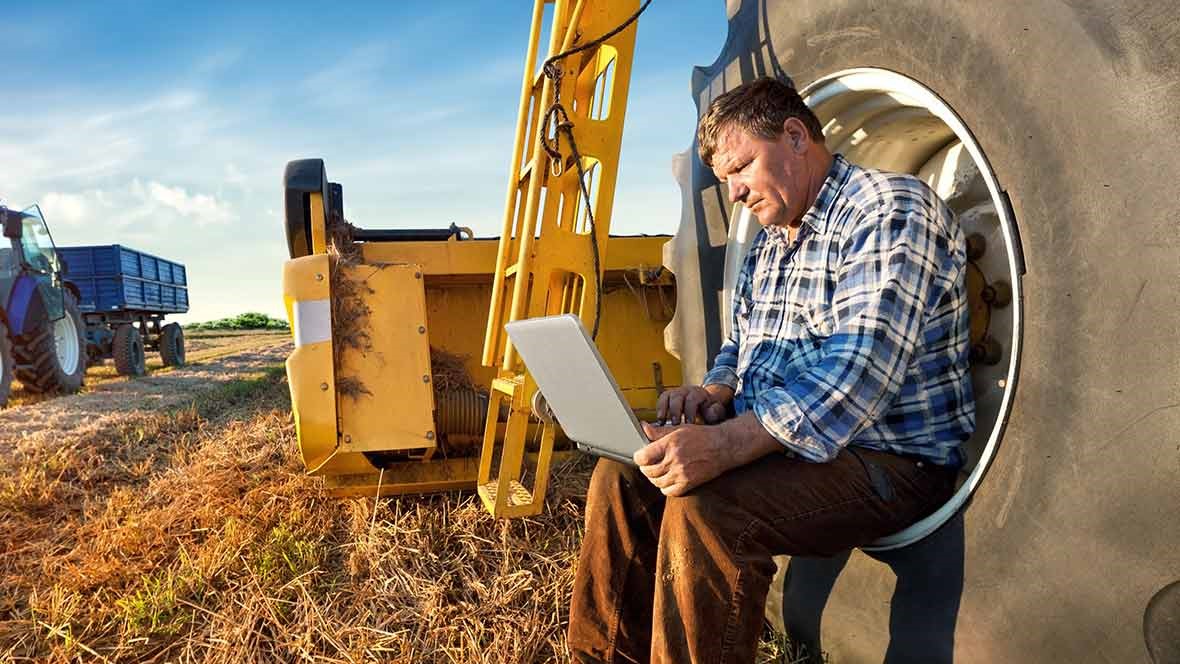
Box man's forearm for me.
[716,411,788,470]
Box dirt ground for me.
[0,330,291,450]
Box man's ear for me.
[783,117,809,153]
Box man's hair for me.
[697,77,826,167]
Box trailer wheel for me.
[113,324,146,377]
[12,291,86,394]
[0,319,13,407]
[159,323,185,367]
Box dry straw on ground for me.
[0,341,811,663]
[0,366,599,663]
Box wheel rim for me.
[797,69,1024,550]
[53,314,81,375]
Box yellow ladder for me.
[477,0,642,517]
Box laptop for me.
[504,314,650,466]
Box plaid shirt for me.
[704,154,975,467]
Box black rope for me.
[537,0,652,339]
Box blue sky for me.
[0,2,727,323]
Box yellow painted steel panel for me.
[282,255,338,474]
[336,263,437,454]
[282,254,331,301]
[360,235,670,276]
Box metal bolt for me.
[970,335,1003,366]
[315,273,324,281]
[414,272,422,279]
[998,379,1007,389]
[966,233,987,262]
[982,280,1012,308]
[320,382,329,391]
[344,435,351,444]
[418,325,426,334]
[422,375,431,383]
[426,431,436,441]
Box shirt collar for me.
[799,153,851,235]
[761,153,851,246]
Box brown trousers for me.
[567,447,957,664]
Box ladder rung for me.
[479,480,534,508]
[518,158,535,184]
[505,262,520,277]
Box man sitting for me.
[567,77,975,664]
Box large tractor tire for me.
[159,322,185,367]
[113,324,146,377]
[0,319,13,407]
[12,291,86,395]
[666,2,1179,662]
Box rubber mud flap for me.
[673,1,1180,662]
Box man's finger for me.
[703,401,727,424]
[641,421,671,441]
[643,467,676,489]
[661,481,688,497]
[639,462,668,482]
[682,389,706,423]
[666,391,685,423]
[633,438,666,466]
[656,391,669,420]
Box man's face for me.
[710,122,809,229]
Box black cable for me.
[537,0,653,339]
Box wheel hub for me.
[800,68,1024,550]
[53,314,80,375]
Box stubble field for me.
[0,330,801,663]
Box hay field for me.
[0,332,802,663]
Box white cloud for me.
[40,191,89,226]
[39,179,236,247]
[143,181,234,226]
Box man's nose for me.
[728,180,748,203]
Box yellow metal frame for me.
[478,0,642,517]
[282,250,338,474]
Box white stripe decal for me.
[293,299,332,347]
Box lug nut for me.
[982,280,1012,308]
[970,336,1003,366]
[966,233,987,261]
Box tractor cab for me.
[2,204,68,321]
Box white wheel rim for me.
[53,314,81,375]
[796,69,1024,550]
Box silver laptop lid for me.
[504,314,649,464]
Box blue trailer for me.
[58,244,189,376]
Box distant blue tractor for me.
[0,204,189,407]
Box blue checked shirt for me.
[703,154,975,467]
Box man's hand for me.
[656,384,735,425]
[636,413,789,497]
[636,421,736,497]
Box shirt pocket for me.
[802,304,837,341]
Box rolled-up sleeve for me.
[753,206,955,461]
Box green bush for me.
[186,312,289,331]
